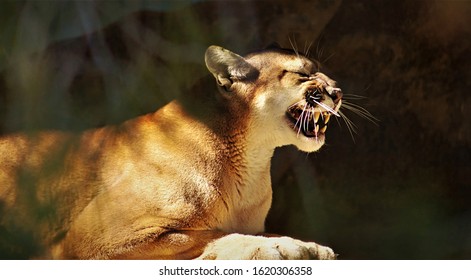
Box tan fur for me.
[0,46,341,259]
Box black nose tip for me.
[330,88,343,104]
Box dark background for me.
[0,0,469,259]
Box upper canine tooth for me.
[314,112,320,123]
[324,114,331,124]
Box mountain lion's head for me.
[205,45,342,152]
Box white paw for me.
[196,234,336,260]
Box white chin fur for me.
[293,135,325,153]
[278,119,326,153]
[269,122,326,153]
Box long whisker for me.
[312,99,340,117]
[342,93,369,100]
[304,108,311,134]
[289,101,305,137]
[317,44,324,62]
[338,110,358,142]
[295,103,308,137]
[288,90,376,143]
[341,101,379,125]
[296,114,303,137]
[288,100,305,110]
[304,40,314,58]
[321,52,335,65]
[293,102,306,128]
[289,37,300,59]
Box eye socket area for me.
[295,71,311,78]
[280,70,311,81]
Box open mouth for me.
[286,84,342,139]
[286,104,332,138]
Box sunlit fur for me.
[0,45,338,260]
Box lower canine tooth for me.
[315,124,319,133]
[320,125,327,133]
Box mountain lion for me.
[0,45,341,259]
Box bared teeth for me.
[324,113,331,124]
[314,112,320,123]
[287,102,335,138]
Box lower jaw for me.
[302,133,325,143]
[293,135,325,153]
[286,121,326,141]
[302,130,326,140]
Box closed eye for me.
[279,70,311,81]
[295,72,311,79]
[296,72,309,76]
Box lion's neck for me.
[147,100,274,233]
[215,125,275,234]
[221,128,274,178]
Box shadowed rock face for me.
[0,0,469,259]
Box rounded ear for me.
[205,45,258,91]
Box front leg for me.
[111,230,335,260]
